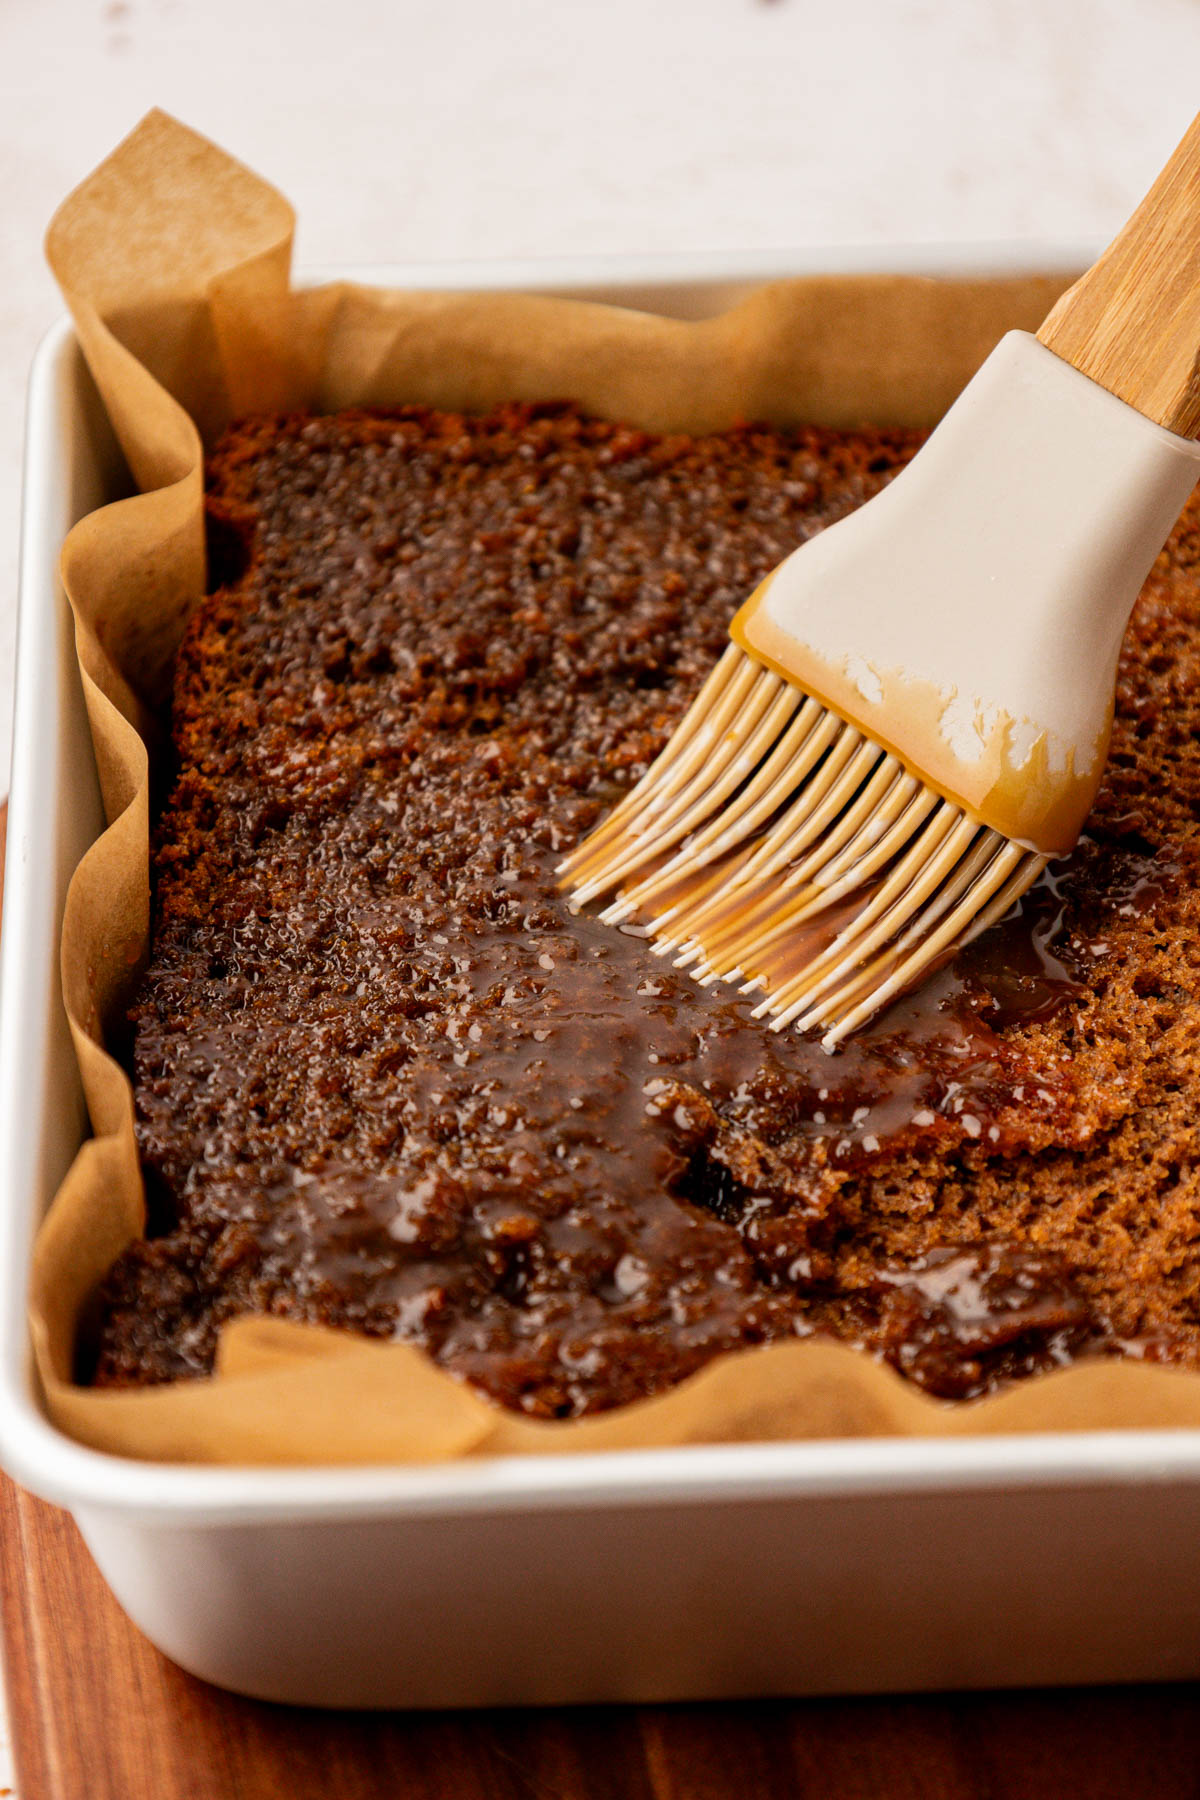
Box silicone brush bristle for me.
[558,646,1046,1049]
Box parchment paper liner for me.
[32,109,1200,1465]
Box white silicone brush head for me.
[733,331,1200,856]
[560,334,1200,1046]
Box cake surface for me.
[92,401,1200,1415]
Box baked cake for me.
[90,402,1200,1415]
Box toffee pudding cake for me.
[92,402,1200,1415]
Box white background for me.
[3,0,1200,1783]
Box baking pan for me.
[5,249,1200,1708]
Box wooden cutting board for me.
[3,796,1200,1800]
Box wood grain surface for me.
[3,796,1200,1798]
[1037,107,1200,436]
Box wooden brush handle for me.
[1037,109,1200,437]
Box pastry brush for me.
[560,110,1200,1048]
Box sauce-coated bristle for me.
[558,649,1046,1047]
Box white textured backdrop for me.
[3,0,1200,1779]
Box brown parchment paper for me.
[33,108,1200,1466]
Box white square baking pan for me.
[5,248,1200,1710]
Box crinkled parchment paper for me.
[33,110,1200,1463]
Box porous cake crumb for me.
[91,403,1200,1415]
